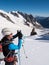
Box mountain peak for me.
[0,10,42,29]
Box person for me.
[0,28,23,65]
[30,27,37,36]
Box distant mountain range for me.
[35,16,49,28]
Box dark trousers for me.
[5,61,14,65]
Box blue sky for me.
[0,0,49,17]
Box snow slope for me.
[20,38,49,65]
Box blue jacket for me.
[8,39,23,50]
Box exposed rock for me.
[0,12,14,24]
[10,11,19,17]
[18,11,42,28]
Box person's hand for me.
[17,30,23,39]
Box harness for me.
[0,44,2,52]
[0,44,18,62]
[4,49,18,62]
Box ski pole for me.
[22,44,28,58]
[18,49,21,65]
[22,36,28,59]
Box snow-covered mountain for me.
[0,10,42,28]
[0,10,43,37]
[17,11,42,28]
[0,10,32,36]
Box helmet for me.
[1,28,12,36]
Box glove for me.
[17,30,23,39]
